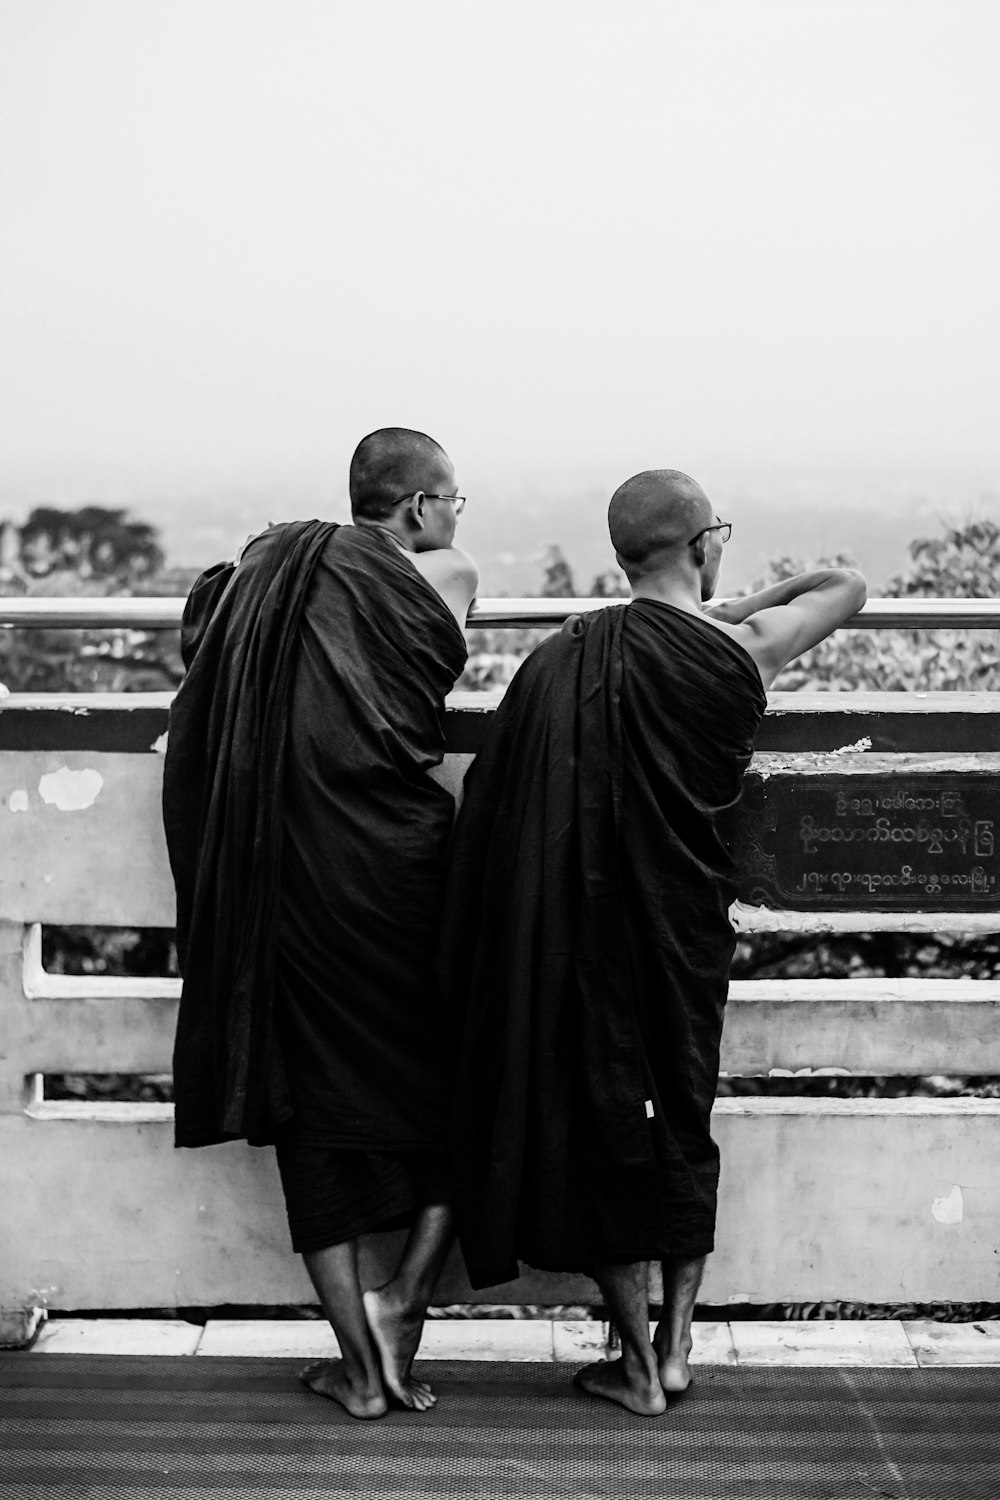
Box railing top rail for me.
[0,596,998,630]
[472,598,1000,630]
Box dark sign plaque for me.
[735,773,1000,910]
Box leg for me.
[299,1237,388,1419]
[364,1201,453,1410]
[653,1253,706,1394]
[573,1262,666,1417]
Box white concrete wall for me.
[1,711,998,1317]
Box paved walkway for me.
[20,1315,1000,1366]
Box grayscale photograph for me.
[0,1,998,1495]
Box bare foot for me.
[299,1359,388,1420]
[573,1358,667,1417]
[363,1286,436,1412]
[652,1329,694,1396]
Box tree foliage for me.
[538,543,577,598]
[18,506,164,582]
[733,518,1000,994]
[766,521,1000,692]
[0,507,193,693]
[457,546,627,689]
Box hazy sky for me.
[1,0,998,575]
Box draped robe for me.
[165,522,467,1149]
[439,600,766,1287]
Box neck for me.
[628,567,706,615]
[354,517,412,552]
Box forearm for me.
[712,570,853,624]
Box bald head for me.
[608,470,714,580]
[350,428,451,522]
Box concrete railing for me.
[1,598,999,1342]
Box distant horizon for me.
[2,2,997,548]
[2,458,998,599]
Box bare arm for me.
[704,569,852,625]
[408,545,479,627]
[710,568,867,689]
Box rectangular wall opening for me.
[716,1074,1000,1098]
[30,1073,173,1104]
[40,926,177,978]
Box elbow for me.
[451,546,480,596]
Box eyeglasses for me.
[688,521,732,546]
[395,492,467,515]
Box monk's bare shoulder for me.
[702,567,866,689]
[408,546,479,627]
[698,611,764,669]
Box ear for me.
[690,537,708,567]
[399,492,426,530]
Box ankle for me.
[654,1326,693,1360]
[336,1353,384,1400]
[393,1272,434,1313]
[620,1342,659,1386]
[370,1276,426,1318]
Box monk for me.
[164,428,477,1419]
[439,469,866,1416]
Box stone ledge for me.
[728,1320,917,1366]
[21,1318,1000,1364]
[33,1318,203,1356]
[903,1319,1000,1365]
[196,1320,338,1358]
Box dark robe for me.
[438,599,766,1288]
[165,522,467,1150]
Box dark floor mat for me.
[1,1355,997,1499]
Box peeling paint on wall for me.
[37,766,104,811]
[8,789,29,812]
[830,736,873,755]
[932,1184,964,1224]
[768,1066,850,1078]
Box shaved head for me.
[350,428,451,522]
[608,470,714,578]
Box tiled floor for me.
[24,1317,1000,1365]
